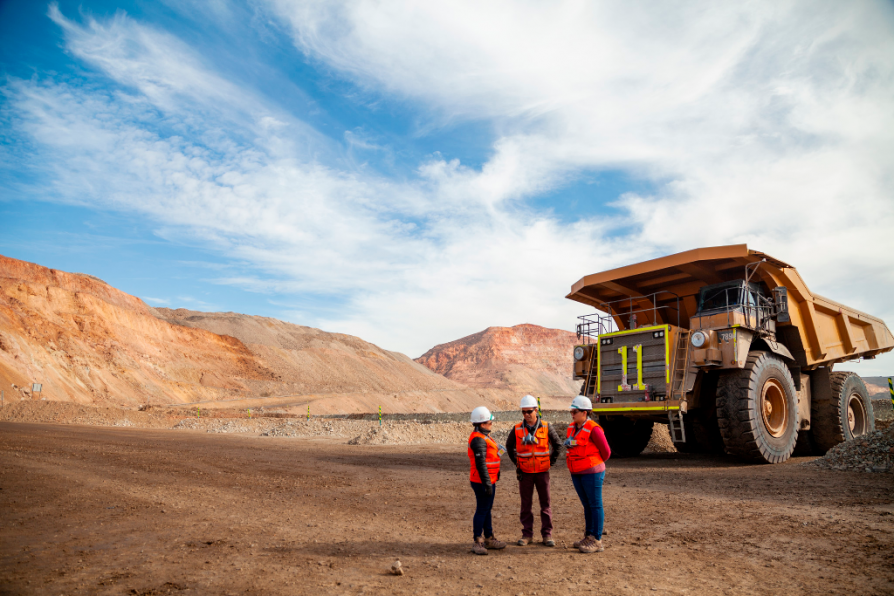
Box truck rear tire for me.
[716,351,799,463]
[809,371,875,454]
[597,415,653,458]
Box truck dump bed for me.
[567,244,893,369]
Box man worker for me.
[506,394,564,546]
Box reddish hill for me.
[415,324,581,406]
[0,255,510,413]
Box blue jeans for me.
[571,471,605,539]
[470,482,496,539]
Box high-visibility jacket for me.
[565,419,604,473]
[468,431,501,484]
[514,420,551,473]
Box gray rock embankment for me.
[805,423,894,474]
[0,400,679,450]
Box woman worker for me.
[468,406,507,555]
[565,395,611,553]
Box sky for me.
[1,1,892,375]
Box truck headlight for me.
[574,346,586,361]
[691,331,706,348]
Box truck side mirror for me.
[773,286,790,323]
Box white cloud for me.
[5,2,894,378]
[266,0,894,373]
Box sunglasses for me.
[522,409,537,414]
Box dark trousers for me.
[571,471,605,540]
[518,471,553,538]
[470,482,496,539]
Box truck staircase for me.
[582,346,599,398]
[670,329,691,401]
[668,329,691,443]
[668,410,686,443]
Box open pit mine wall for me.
[0,255,513,413]
[414,323,583,398]
[0,255,278,406]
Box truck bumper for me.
[591,399,686,415]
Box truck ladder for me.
[668,330,690,443]
[670,329,691,401]
[582,346,599,398]
[668,410,686,443]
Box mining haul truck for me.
[567,245,894,464]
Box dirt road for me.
[1,422,892,595]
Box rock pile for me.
[260,420,364,438]
[643,425,677,454]
[347,421,517,445]
[174,419,255,434]
[806,425,894,473]
[348,427,391,445]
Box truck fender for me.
[758,338,795,362]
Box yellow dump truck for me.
[567,245,894,463]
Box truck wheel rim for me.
[847,393,867,436]
[761,378,787,438]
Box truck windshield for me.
[697,282,760,314]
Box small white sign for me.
[32,383,42,392]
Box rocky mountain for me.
[415,324,582,408]
[0,255,512,414]
[862,376,892,399]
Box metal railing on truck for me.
[576,291,681,342]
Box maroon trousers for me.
[518,471,553,538]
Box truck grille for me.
[598,327,668,402]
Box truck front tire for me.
[597,416,654,458]
[809,371,875,454]
[716,351,799,463]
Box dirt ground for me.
[1,423,893,596]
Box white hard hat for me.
[570,395,593,410]
[471,406,494,424]
[520,394,538,409]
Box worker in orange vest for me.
[468,406,508,555]
[506,394,563,546]
[565,395,611,553]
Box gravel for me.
[643,425,677,454]
[805,424,894,473]
[3,400,886,463]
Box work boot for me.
[517,536,531,546]
[572,535,592,549]
[578,536,604,554]
[471,537,487,556]
[484,536,507,550]
[543,535,555,547]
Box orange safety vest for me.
[514,420,551,473]
[565,419,604,473]
[468,431,501,484]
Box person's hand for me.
[484,483,493,497]
[516,467,523,481]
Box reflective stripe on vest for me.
[514,420,551,473]
[565,419,604,473]
[468,431,501,483]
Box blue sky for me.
[1,1,893,375]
